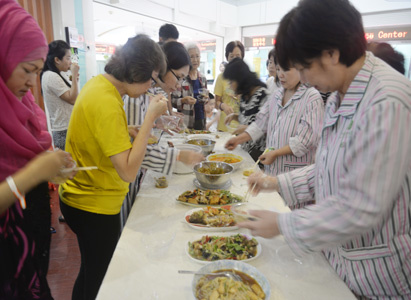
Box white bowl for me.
[192,260,270,300]
[206,153,244,170]
[173,144,202,174]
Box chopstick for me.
[146,92,168,102]
[62,166,98,173]
[253,148,270,168]
[243,182,257,203]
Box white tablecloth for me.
[97,132,355,300]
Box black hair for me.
[40,40,71,88]
[158,41,190,82]
[275,0,366,70]
[268,48,275,60]
[105,34,166,83]
[368,42,405,74]
[225,41,245,61]
[159,24,179,43]
[266,48,275,68]
[223,58,266,98]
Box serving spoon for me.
[178,270,242,281]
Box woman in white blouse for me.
[41,40,79,150]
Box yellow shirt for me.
[60,75,132,215]
[213,73,240,131]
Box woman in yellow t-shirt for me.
[59,34,168,300]
[214,40,245,131]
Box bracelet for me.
[219,102,223,110]
[6,176,26,209]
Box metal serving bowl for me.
[193,161,233,189]
[186,138,216,155]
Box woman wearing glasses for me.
[122,41,204,229]
[171,44,208,130]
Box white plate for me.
[192,260,271,300]
[186,134,215,141]
[183,207,238,231]
[176,190,243,207]
[186,233,262,264]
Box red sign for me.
[244,36,275,48]
[95,44,116,54]
[365,26,410,41]
[252,37,266,47]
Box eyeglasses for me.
[169,69,184,83]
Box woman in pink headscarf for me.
[0,1,70,298]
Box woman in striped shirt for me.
[240,0,411,298]
[225,56,324,175]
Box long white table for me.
[97,132,356,300]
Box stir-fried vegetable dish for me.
[177,189,242,205]
[188,234,258,261]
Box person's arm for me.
[206,110,220,131]
[289,89,324,157]
[0,150,69,214]
[110,95,168,182]
[225,131,252,150]
[59,63,80,105]
[259,145,293,165]
[236,164,316,239]
[170,83,196,110]
[141,146,204,174]
[280,100,411,254]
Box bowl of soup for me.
[192,260,270,300]
[207,153,244,170]
[193,161,233,189]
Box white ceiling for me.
[93,0,411,45]
[93,2,219,45]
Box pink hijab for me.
[0,0,51,181]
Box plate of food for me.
[179,128,211,134]
[186,233,261,264]
[176,189,243,207]
[186,134,215,141]
[192,260,270,300]
[184,206,238,231]
[206,153,244,170]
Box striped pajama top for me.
[277,52,411,299]
[123,89,177,174]
[246,84,324,175]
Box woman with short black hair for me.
[240,0,411,298]
[59,34,169,299]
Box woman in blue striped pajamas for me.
[239,0,411,299]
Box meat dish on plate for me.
[177,189,243,206]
